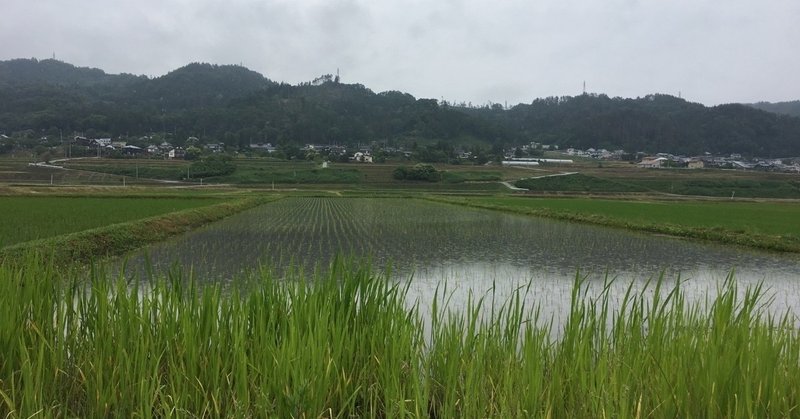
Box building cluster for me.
[637,153,800,172]
[71,136,227,159]
[513,141,800,173]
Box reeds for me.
[1,256,798,417]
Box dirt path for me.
[501,171,580,191]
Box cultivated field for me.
[2,184,800,416]
[5,153,800,198]
[518,163,800,198]
[432,195,800,253]
[0,196,223,247]
[457,196,800,237]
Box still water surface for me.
[120,197,800,324]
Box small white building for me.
[168,147,186,159]
[637,157,668,168]
[502,160,540,167]
[351,152,373,163]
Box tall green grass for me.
[1,256,799,417]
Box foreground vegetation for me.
[431,196,800,253]
[1,257,798,417]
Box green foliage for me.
[511,172,800,199]
[748,100,800,118]
[189,155,236,178]
[7,59,800,156]
[626,178,800,198]
[440,170,502,183]
[64,163,187,180]
[515,173,647,192]
[461,94,800,156]
[218,167,362,184]
[1,257,799,417]
[393,163,441,181]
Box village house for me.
[122,145,143,155]
[168,147,186,159]
[351,151,373,163]
[249,142,277,153]
[687,159,705,169]
[637,157,668,168]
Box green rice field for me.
[456,196,800,237]
[429,195,800,252]
[0,196,222,247]
[3,195,800,416]
[122,197,800,327]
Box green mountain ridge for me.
[1,58,799,157]
[747,101,800,118]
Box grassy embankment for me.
[428,196,800,253]
[1,258,798,417]
[0,195,276,265]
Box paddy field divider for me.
[0,195,281,266]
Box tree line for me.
[1,58,799,157]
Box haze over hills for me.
[1,58,799,157]
[746,101,800,118]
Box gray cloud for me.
[2,0,798,105]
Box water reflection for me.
[118,198,800,323]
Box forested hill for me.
[459,94,800,157]
[747,101,800,118]
[1,58,799,157]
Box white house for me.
[637,157,668,168]
[351,151,373,163]
[168,147,186,159]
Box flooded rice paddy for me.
[120,197,800,324]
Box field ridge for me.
[0,195,279,265]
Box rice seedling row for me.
[120,197,800,328]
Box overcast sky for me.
[3,0,799,106]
